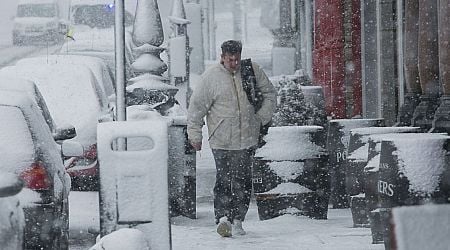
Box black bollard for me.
[349,195,370,227]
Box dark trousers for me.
[211,148,255,224]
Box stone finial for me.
[171,0,187,20]
[132,0,164,47]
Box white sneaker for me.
[232,219,246,235]
[216,217,232,237]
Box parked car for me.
[12,0,70,45]
[0,173,24,250]
[59,26,136,80]
[0,63,112,191]
[15,55,115,100]
[70,0,133,29]
[0,75,76,141]
[0,90,73,249]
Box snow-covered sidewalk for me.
[171,198,383,250]
[171,140,383,250]
[69,133,384,250]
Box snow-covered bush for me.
[271,75,326,127]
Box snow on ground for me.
[69,191,99,250]
[69,191,384,250]
[171,202,383,250]
[172,131,382,250]
[68,127,384,250]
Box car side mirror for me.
[61,140,84,157]
[0,173,24,198]
[53,124,77,141]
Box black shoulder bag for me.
[241,58,271,144]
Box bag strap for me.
[241,58,263,112]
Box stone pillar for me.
[296,0,314,78]
[397,0,421,126]
[361,0,380,118]
[431,0,450,132]
[411,0,440,130]
[377,0,398,125]
[361,0,398,124]
[439,0,450,95]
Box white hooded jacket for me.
[187,61,276,150]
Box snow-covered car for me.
[60,26,136,80]
[0,63,112,191]
[0,173,24,250]
[70,0,133,29]
[0,90,72,249]
[12,0,70,45]
[0,75,77,141]
[15,55,116,102]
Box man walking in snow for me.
[187,40,276,237]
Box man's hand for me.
[190,141,202,151]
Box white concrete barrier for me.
[97,120,171,250]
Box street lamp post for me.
[114,0,127,149]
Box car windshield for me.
[0,106,34,173]
[73,5,115,28]
[72,4,133,28]
[16,4,57,18]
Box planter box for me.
[254,126,329,220]
[326,118,384,208]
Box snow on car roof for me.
[0,75,57,132]
[0,92,35,174]
[0,90,58,173]
[0,89,35,110]
[0,64,106,145]
[0,76,37,94]
[17,55,115,97]
[60,27,134,53]
[61,27,115,52]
